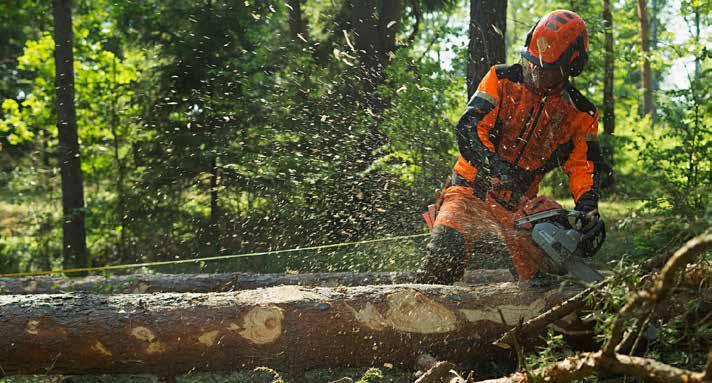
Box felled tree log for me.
[0,269,513,294]
[0,282,572,375]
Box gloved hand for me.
[484,159,527,208]
[575,192,599,214]
[574,192,600,230]
[490,157,517,182]
[490,157,534,201]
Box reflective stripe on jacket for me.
[453,64,602,203]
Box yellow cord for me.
[0,233,430,278]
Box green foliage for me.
[639,69,710,218]
[525,329,567,372]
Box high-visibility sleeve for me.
[455,66,501,167]
[562,111,601,202]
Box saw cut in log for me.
[0,282,573,375]
[0,269,514,295]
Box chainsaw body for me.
[514,196,606,283]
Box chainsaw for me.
[513,197,606,283]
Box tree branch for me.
[604,229,712,355]
[493,282,601,348]
[416,15,450,65]
[414,361,457,383]
[473,351,708,383]
[479,230,712,383]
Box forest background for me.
[1,0,708,275]
[0,0,710,381]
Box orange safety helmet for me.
[522,10,589,76]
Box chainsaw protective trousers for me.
[418,185,550,284]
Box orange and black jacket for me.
[453,64,602,206]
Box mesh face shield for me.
[521,56,569,93]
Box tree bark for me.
[467,0,507,99]
[0,282,575,375]
[209,156,220,229]
[379,0,404,61]
[602,0,615,134]
[287,0,309,41]
[636,0,654,116]
[53,0,88,271]
[650,0,658,103]
[350,0,381,82]
[110,57,129,262]
[0,269,514,295]
[599,0,617,191]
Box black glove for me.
[491,157,516,182]
[490,158,535,200]
[574,191,601,233]
[573,192,605,257]
[575,191,599,214]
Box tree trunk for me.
[602,0,615,135]
[650,0,658,104]
[210,156,219,231]
[53,0,88,270]
[0,282,576,375]
[636,0,654,116]
[599,0,616,190]
[379,0,404,62]
[110,57,128,262]
[338,0,406,239]
[349,0,405,110]
[348,0,387,173]
[0,269,514,295]
[467,0,507,99]
[351,0,381,83]
[287,0,309,41]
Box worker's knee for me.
[418,225,467,285]
[427,225,466,253]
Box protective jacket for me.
[453,64,602,207]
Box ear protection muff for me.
[568,35,588,77]
[523,18,540,47]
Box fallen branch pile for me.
[475,349,712,383]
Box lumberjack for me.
[419,10,606,285]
